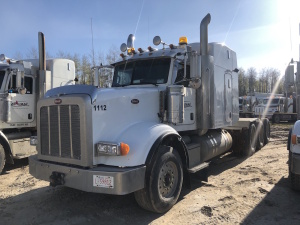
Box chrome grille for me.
[40,105,81,159]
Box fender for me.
[0,131,14,164]
[291,120,300,154]
[95,121,187,167]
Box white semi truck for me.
[29,14,270,213]
[0,32,75,173]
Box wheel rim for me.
[158,161,178,198]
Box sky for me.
[1,0,300,75]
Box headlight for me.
[95,142,130,156]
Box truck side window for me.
[24,77,33,94]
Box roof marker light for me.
[179,36,188,45]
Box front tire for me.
[0,144,6,174]
[289,151,300,191]
[134,146,183,213]
[291,172,300,191]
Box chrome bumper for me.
[29,155,146,195]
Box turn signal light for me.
[292,134,297,145]
[120,142,130,155]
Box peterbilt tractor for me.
[0,32,75,173]
[29,14,270,213]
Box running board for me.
[188,162,209,173]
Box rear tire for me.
[263,119,270,144]
[134,146,183,213]
[256,120,264,150]
[0,144,6,174]
[242,124,256,157]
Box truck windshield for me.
[0,70,6,90]
[263,98,279,105]
[112,58,171,87]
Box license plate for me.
[93,175,114,188]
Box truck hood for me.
[89,86,163,143]
[45,84,163,142]
[45,85,99,103]
[45,84,163,103]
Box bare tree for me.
[80,54,92,85]
[247,67,257,94]
[106,45,120,64]
[238,67,248,96]
[13,51,23,60]
[26,47,38,59]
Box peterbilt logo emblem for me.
[54,99,62,104]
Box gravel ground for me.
[1,123,300,225]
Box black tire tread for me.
[291,172,300,191]
[263,119,270,144]
[242,124,256,157]
[256,120,264,150]
[134,146,183,213]
[0,143,6,174]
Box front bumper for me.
[29,155,146,195]
[291,153,300,175]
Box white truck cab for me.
[0,33,75,173]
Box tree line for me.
[13,48,287,95]
[238,67,286,96]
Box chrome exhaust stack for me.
[38,32,46,71]
[200,13,211,56]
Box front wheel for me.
[291,172,300,191]
[134,146,183,213]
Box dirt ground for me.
[1,123,300,225]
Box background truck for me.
[0,32,75,173]
[287,57,300,190]
[239,95,256,117]
[29,14,270,213]
[239,92,271,118]
[255,96,287,119]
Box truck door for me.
[6,74,35,125]
[225,73,232,122]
